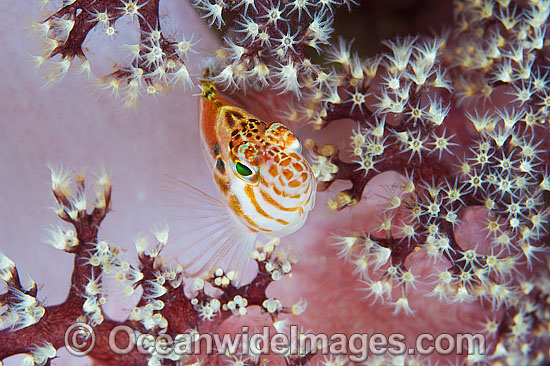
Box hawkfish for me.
[173,81,316,285]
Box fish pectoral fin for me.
[173,213,257,287]
[161,175,257,287]
[162,174,224,211]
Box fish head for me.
[199,82,316,237]
[215,108,316,237]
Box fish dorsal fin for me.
[162,175,257,286]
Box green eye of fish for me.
[235,161,253,177]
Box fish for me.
[170,80,316,285]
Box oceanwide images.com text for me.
[65,322,486,362]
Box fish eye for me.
[231,159,259,183]
[235,161,253,176]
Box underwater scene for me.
[0,0,549,365]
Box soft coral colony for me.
[1,0,549,365]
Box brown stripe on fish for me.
[216,176,230,194]
[259,189,301,212]
[228,194,265,232]
[293,163,304,172]
[267,165,278,178]
[244,185,289,225]
[212,142,220,156]
[288,179,301,188]
[304,189,313,207]
[216,157,225,174]
[282,169,294,180]
[224,110,245,127]
[260,177,301,199]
